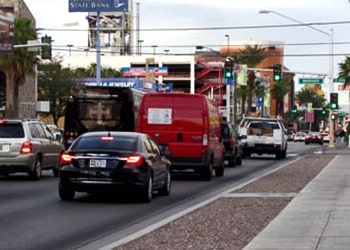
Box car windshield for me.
[0,124,25,138]
[72,136,136,151]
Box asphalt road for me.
[0,142,322,250]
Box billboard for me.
[69,0,129,12]
[122,67,169,77]
[0,7,14,54]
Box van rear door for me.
[138,93,206,159]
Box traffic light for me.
[41,35,52,60]
[273,64,282,82]
[321,109,327,116]
[330,92,338,110]
[223,60,233,79]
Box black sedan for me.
[58,131,171,202]
[305,131,323,145]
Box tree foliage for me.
[338,56,350,87]
[0,18,38,117]
[230,45,268,115]
[37,60,122,125]
[37,57,74,125]
[295,87,327,131]
[271,79,290,116]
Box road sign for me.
[69,0,129,12]
[333,77,346,83]
[298,78,324,84]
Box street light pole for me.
[259,9,335,148]
[225,34,231,123]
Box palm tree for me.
[232,45,268,115]
[0,18,38,118]
[295,87,327,131]
[338,56,350,86]
[271,79,290,116]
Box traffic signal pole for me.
[329,110,335,148]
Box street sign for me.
[298,78,324,84]
[69,0,129,12]
[333,77,346,83]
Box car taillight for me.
[20,141,32,154]
[230,138,235,147]
[203,134,208,146]
[61,152,72,165]
[126,154,144,167]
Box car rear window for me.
[0,124,25,138]
[72,136,136,151]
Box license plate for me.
[89,159,106,168]
[0,144,10,152]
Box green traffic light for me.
[225,71,232,78]
[274,75,281,81]
[330,103,337,110]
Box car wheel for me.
[215,162,225,177]
[235,156,242,166]
[201,161,213,181]
[243,152,250,158]
[158,169,171,196]
[58,182,75,201]
[53,154,62,177]
[228,156,236,167]
[52,168,59,177]
[140,175,153,203]
[29,157,42,181]
[275,151,282,160]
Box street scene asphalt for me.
[244,144,350,250]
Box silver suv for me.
[0,119,64,180]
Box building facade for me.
[0,0,37,119]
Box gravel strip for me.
[114,155,335,250]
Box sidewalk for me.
[244,146,350,250]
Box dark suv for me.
[0,119,64,180]
[221,121,243,167]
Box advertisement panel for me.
[122,67,169,77]
[69,0,129,12]
[0,7,14,54]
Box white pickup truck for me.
[238,116,288,159]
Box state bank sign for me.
[69,0,129,12]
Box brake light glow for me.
[126,154,144,167]
[61,153,72,165]
[101,136,114,141]
[20,141,32,154]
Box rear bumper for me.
[243,143,282,154]
[59,166,148,193]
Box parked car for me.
[0,119,64,180]
[294,131,306,142]
[321,131,330,143]
[221,121,243,167]
[305,131,323,145]
[58,131,171,202]
[286,129,295,141]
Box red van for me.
[137,93,224,181]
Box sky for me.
[24,0,350,104]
